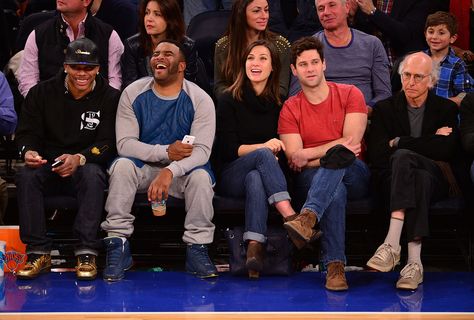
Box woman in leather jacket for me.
[121,0,198,89]
[214,0,290,100]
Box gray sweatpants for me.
[101,158,215,244]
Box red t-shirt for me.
[278,82,367,148]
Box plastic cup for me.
[151,200,166,216]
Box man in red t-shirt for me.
[278,36,369,291]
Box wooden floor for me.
[2,312,474,320]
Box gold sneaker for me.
[76,254,97,280]
[16,254,52,279]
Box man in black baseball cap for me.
[63,38,101,99]
[64,37,100,66]
[15,37,120,281]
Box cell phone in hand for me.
[51,159,64,168]
[182,135,195,145]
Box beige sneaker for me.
[366,243,401,272]
[396,263,423,290]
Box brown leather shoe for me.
[76,254,98,280]
[325,262,348,291]
[283,213,298,223]
[283,209,321,249]
[246,241,264,279]
[16,254,52,279]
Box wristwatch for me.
[76,153,86,166]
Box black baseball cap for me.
[64,38,100,66]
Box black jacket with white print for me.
[16,70,120,166]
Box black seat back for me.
[186,10,231,91]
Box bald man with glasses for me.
[366,52,461,291]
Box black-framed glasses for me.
[401,72,430,83]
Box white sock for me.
[383,217,404,250]
[407,240,422,268]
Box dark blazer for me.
[368,91,459,172]
[353,0,430,58]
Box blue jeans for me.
[219,148,291,243]
[295,159,370,266]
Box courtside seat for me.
[213,195,245,213]
[132,192,246,215]
[346,197,374,215]
[426,196,471,270]
[44,195,78,213]
[36,186,471,270]
[430,196,465,212]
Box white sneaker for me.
[367,243,401,272]
[396,263,423,290]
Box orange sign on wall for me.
[0,226,26,273]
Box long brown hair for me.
[228,40,281,105]
[138,0,185,55]
[221,0,275,86]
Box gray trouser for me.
[101,158,215,244]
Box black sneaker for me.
[103,237,133,282]
[185,244,218,278]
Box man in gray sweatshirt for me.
[101,39,217,281]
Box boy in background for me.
[425,11,473,106]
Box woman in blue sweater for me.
[216,40,298,279]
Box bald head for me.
[399,52,439,85]
[398,52,439,106]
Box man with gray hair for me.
[366,52,460,290]
[289,0,391,114]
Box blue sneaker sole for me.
[187,270,219,279]
[103,261,133,282]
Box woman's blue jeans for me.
[219,148,291,243]
[295,159,370,267]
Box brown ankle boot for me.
[325,262,348,291]
[246,241,264,279]
[283,209,320,249]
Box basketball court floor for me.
[1,270,473,319]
